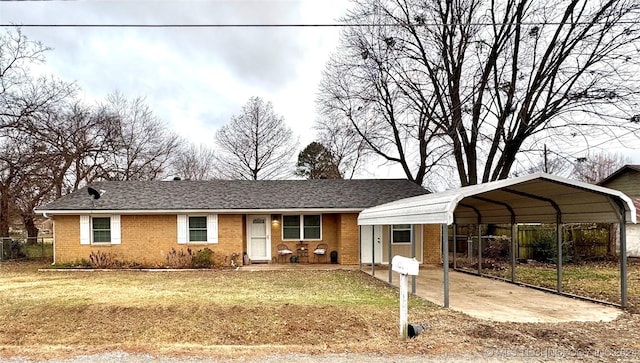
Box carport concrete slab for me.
[366,266,623,323]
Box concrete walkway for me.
[239,263,358,271]
[364,265,623,323]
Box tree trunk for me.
[0,187,10,238]
[23,214,39,245]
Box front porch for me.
[242,212,361,265]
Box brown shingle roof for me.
[37,179,429,212]
[597,164,640,185]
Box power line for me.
[1,21,640,28]
[572,129,640,156]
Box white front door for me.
[360,225,383,264]
[247,215,270,261]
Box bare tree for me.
[0,28,80,238]
[318,0,640,186]
[315,117,370,179]
[0,29,184,240]
[96,92,180,181]
[6,97,112,240]
[215,96,298,180]
[0,28,48,129]
[171,142,217,180]
[573,151,630,183]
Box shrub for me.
[482,236,511,260]
[164,247,216,268]
[193,248,214,268]
[89,251,120,268]
[530,229,576,264]
[165,248,194,268]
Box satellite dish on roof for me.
[87,187,105,200]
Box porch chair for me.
[313,243,329,264]
[277,243,293,263]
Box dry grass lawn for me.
[1,261,640,361]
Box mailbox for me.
[391,255,419,276]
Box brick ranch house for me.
[35,179,442,266]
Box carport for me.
[358,173,636,308]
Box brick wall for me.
[338,213,360,264]
[53,214,244,266]
[54,212,408,266]
[422,224,442,265]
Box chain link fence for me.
[0,237,53,261]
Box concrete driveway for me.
[365,265,623,323]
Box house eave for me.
[35,208,366,216]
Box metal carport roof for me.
[357,172,636,308]
[358,172,636,226]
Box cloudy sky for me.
[1,0,638,183]
[1,0,388,167]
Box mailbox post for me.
[391,255,419,340]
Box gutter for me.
[35,208,366,216]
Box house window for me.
[282,214,322,240]
[80,215,121,245]
[189,216,207,242]
[303,215,321,239]
[392,224,412,244]
[177,214,218,244]
[92,217,111,243]
[282,215,300,239]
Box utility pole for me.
[544,144,548,173]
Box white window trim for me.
[79,215,121,245]
[391,224,412,245]
[177,214,218,244]
[281,214,322,241]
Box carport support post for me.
[556,220,563,293]
[511,223,517,283]
[621,215,628,307]
[388,225,393,284]
[478,225,482,275]
[452,224,457,269]
[371,225,375,277]
[442,224,449,308]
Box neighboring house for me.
[35,179,441,266]
[598,165,640,257]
